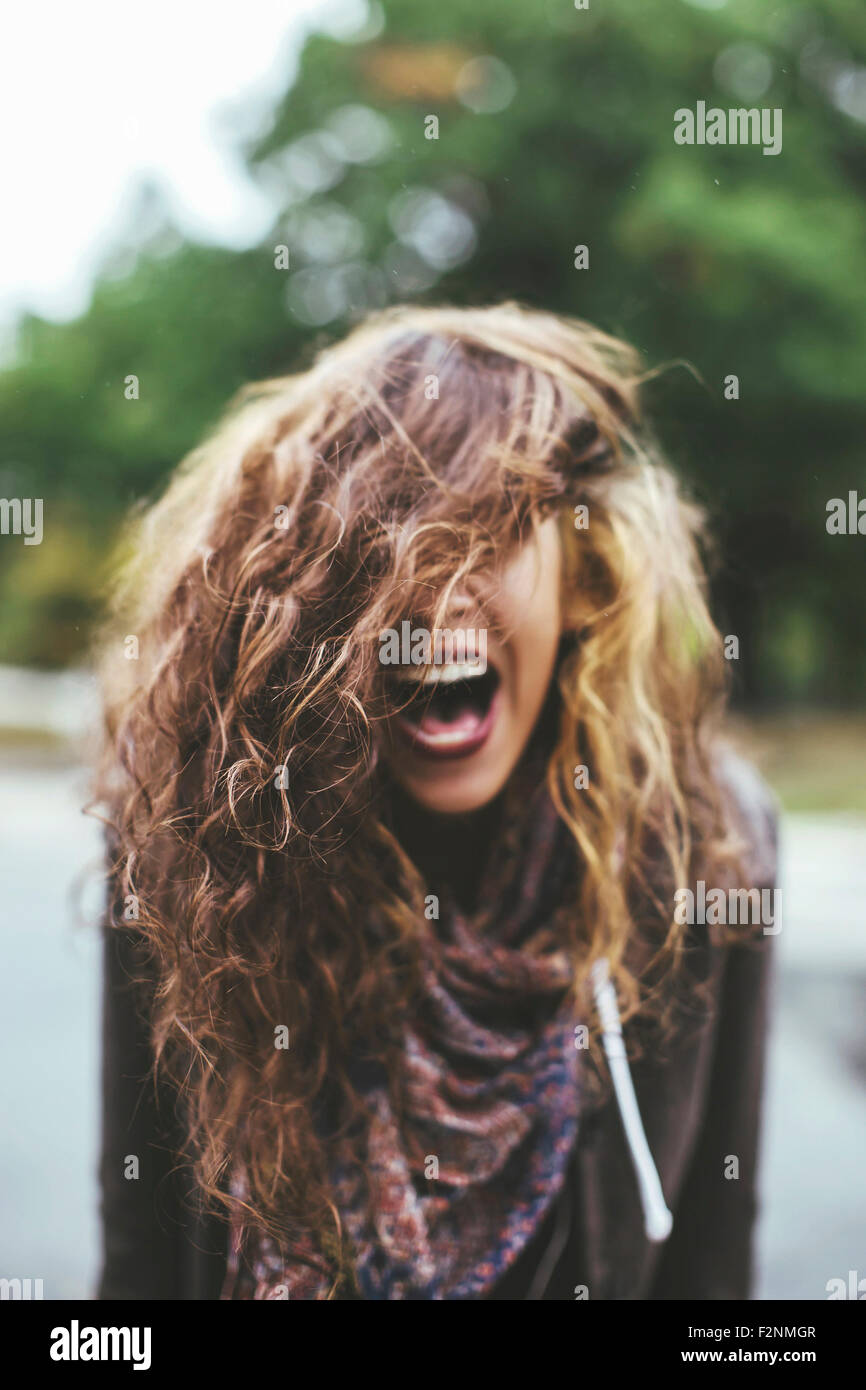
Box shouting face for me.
[380,515,563,814]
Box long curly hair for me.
[94,301,741,1269]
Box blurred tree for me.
[1,0,864,704]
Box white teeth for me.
[399,659,489,687]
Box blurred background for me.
[1,0,864,1298]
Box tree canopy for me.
[2,0,864,702]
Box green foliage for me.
[2,0,864,700]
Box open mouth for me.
[391,661,502,760]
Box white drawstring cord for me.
[591,959,674,1244]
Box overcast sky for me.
[0,0,368,329]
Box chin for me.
[394,760,514,816]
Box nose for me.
[439,578,491,624]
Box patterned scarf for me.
[222,780,583,1301]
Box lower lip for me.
[394,684,502,761]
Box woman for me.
[95,303,776,1300]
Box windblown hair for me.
[94,302,743,1267]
